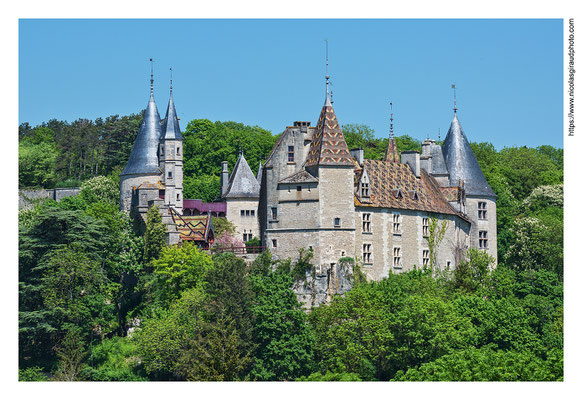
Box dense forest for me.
[18,112,563,381]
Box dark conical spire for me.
[162,68,183,141]
[442,113,496,198]
[121,62,163,176]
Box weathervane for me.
[170,67,173,94]
[389,101,394,139]
[452,83,457,113]
[150,58,154,94]
[325,39,331,105]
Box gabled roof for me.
[222,153,260,199]
[441,114,496,198]
[161,91,183,141]
[304,102,354,167]
[355,159,469,221]
[121,92,163,176]
[429,142,448,175]
[278,169,318,184]
[169,209,214,242]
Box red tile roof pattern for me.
[357,159,467,220]
[385,137,400,162]
[169,209,214,243]
[305,104,354,167]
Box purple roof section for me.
[183,199,227,213]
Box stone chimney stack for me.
[221,161,229,197]
[401,151,421,178]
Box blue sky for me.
[19,19,563,149]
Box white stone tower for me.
[159,70,184,215]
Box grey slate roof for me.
[278,169,318,184]
[223,153,260,199]
[121,92,163,176]
[429,142,449,175]
[161,91,183,140]
[441,114,496,198]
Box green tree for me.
[249,267,314,381]
[393,346,562,381]
[133,288,206,379]
[183,174,221,202]
[175,317,251,381]
[19,141,58,188]
[53,328,87,381]
[143,206,166,264]
[151,242,214,306]
[453,249,496,293]
[82,336,146,381]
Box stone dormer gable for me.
[278,169,318,184]
[357,168,371,200]
[304,102,354,167]
[222,153,260,199]
[355,159,469,221]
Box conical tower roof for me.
[442,114,496,198]
[161,91,183,140]
[223,153,260,199]
[305,102,354,167]
[121,92,163,176]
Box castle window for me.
[246,210,250,217]
[393,213,401,234]
[251,210,255,217]
[176,193,180,201]
[422,250,429,266]
[297,186,302,192]
[363,244,372,264]
[271,207,278,220]
[168,171,172,179]
[334,217,341,227]
[160,145,164,156]
[272,239,277,248]
[422,217,429,237]
[478,202,487,220]
[479,231,488,249]
[393,247,402,268]
[361,182,369,197]
[447,261,452,268]
[288,146,295,162]
[362,213,371,233]
[243,233,253,242]
[177,147,180,155]
[241,210,245,217]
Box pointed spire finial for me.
[150,58,154,95]
[325,39,331,106]
[170,67,173,94]
[389,101,394,139]
[452,83,457,113]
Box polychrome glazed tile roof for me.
[356,159,467,220]
[170,209,214,242]
[304,103,354,167]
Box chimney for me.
[420,156,432,173]
[401,151,420,178]
[350,148,364,165]
[221,161,229,196]
[421,139,432,157]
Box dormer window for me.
[411,190,419,200]
[359,170,370,198]
[361,182,369,197]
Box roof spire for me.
[170,67,173,94]
[325,39,331,106]
[150,58,154,95]
[438,128,441,141]
[389,101,394,139]
[452,83,457,114]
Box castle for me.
[120,64,497,293]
